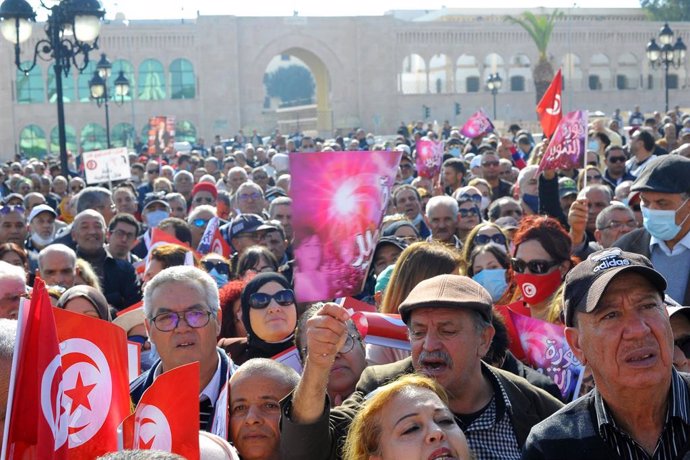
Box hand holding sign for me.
[305,303,350,369]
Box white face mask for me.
[480,196,491,211]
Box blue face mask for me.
[588,139,600,151]
[642,199,689,241]
[472,268,508,302]
[449,147,461,158]
[140,342,159,372]
[209,268,229,288]
[146,210,169,229]
[522,193,539,213]
[619,197,630,206]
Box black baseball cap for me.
[563,249,667,327]
[229,213,265,240]
[631,155,690,195]
[142,191,170,212]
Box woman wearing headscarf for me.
[219,272,297,365]
[56,285,112,322]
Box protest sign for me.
[290,150,402,302]
[83,147,130,185]
[415,139,444,178]
[538,110,588,173]
[460,110,494,139]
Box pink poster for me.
[538,110,588,173]
[415,139,444,178]
[290,150,402,302]
[460,110,494,139]
[508,309,585,401]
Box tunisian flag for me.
[53,308,131,458]
[121,362,200,460]
[2,277,67,460]
[536,69,563,138]
[197,216,231,257]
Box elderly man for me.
[594,204,638,249]
[25,204,58,270]
[268,197,293,243]
[229,359,299,460]
[488,197,524,223]
[523,249,688,459]
[113,184,139,216]
[516,165,539,215]
[615,155,690,304]
[71,210,141,310]
[226,166,248,195]
[392,186,430,238]
[38,244,77,288]
[425,195,462,249]
[281,274,562,460]
[173,170,194,202]
[130,266,233,432]
[0,262,25,319]
[235,182,266,216]
[190,182,218,211]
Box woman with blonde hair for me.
[343,374,471,460]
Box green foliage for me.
[264,65,315,107]
[505,10,564,58]
[640,0,690,21]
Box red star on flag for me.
[64,372,96,415]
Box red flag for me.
[354,312,410,351]
[52,308,131,458]
[3,277,67,460]
[536,69,563,138]
[128,362,200,460]
[197,217,231,258]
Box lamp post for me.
[486,73,502,120]
[0,0,105,176]
[88,53,129,148]
[646,22,686,113]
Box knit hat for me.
[191,182,218,200]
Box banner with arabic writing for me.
[508,309,584,401]
[537,110,587,173]
[460,110,494,139]
[415,139,444,178]
[290,150,402,302]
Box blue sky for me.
[81,0,641,20]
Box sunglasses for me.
[510,258,561,275]
[675,336,690,358]
[248,289,295,309]
[459,208,480,218]
[482,161,499,167]
[71,186,84,192]
[0,205,24,215]
[459,193,482,204]
[608,156,627,164]
[128,335,148,345]
[474,233,506,246]
[193,196,215,204]
[202,260,230,275]
[587,174,603,181]
[191,218,210,228]
[147,170,159,175]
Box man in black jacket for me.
[523,249,689,459]
[280,275,562,460]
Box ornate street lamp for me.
[0,0,105,175]
[646,22,686,112]
[486,73,502,120]
[88,53,129,148]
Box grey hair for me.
[143,265,219,318]
[174,170,193,182]
[0,260,26,284]
[76,187,112,213]
[269,196,292,216]
[230,357,300,389]
[38,244,77,269]
[425,195,458,218]
[187,204,216,223]
[72,209,106,229]
[237,181,263,195]
[0,319,17,362]
[578,184,612,202]
[228,166,248,178]
[517,165,538,191]
[596,203,636,230]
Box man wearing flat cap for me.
[281,274,562,460]
[614,155,690,304]
[523,248,690,459]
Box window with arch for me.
[16,62,44,104]
[169,58,196,99]
[466,76,480,93]
[138,59,166,100]
[428,54,449,94]
[589,75,602,90]
[455,55,480,93]
[19,125,47,158]
[176,120,196,143]
[110,59,135,101]
[80,123,107,152]
[510,76,525,92]
[50,125,77,154]
[399,54,427,94]
[111,123,136,148]
[47,64,75,103]
[77,61,96,102]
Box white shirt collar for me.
[153,351,222,403]
[650,230,690,256]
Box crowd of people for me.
[0,105,690,459]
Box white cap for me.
[28,204,56,223]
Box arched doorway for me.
[261,47,333,136]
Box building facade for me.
[0,7,687,159]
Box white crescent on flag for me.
[133,404,173,450]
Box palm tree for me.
[505,10,564,103]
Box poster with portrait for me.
[415,139,444,179]
[147,116,176,156]
[290,150,402,303]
